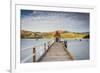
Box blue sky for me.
[21,10,89,32]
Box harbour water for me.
[21,39,89,63]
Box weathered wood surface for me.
[40,42,74,62]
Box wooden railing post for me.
[44,43,46,52]
[64,41,67,48]
[33,48,36,62]
[48,42,50,48]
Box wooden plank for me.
[40,42,72,62]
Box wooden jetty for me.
[21,40,74,63]
[40,42,74,62]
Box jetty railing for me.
[21,39,54,63]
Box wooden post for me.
[48,42,50,48]
[44,43,46,52]
[64,41,67,48]
[33,48,35,62]
[66,41,67,48]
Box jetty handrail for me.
[21,43,45,51]
[21,39,54,63]
[21,39,53,51]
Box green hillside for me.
[21,30,89,39]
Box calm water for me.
[21,39,89,63]
[66,39,89,60]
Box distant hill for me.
[21,30,90,39]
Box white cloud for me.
[21,11,89,32]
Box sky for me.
[21,10,90,33]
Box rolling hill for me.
[21,30,89,39]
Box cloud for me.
[21,10,89,32]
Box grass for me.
[21,30,89,39]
